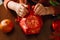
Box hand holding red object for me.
[16,5,43,34]
[15,0,43,35]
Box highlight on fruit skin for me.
[0,19,14,33]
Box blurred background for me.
[0,0,3,5]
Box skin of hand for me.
[34,3,54,16]
[15,4,29,17]
[34,3,47,15]
[4,0,54,16]
[4,0,29,17]
[7,1,28,17]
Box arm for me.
[4,0,19,9]
[34,3,60,16]
[34,3,55,15]
[49,5,60,15]
[4,0,28,17]
[4,0,10,9]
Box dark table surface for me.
[0,4,55,40]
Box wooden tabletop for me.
[0,4,54,40]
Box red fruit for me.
[0,19,14,33]
[20,10,43,34]
[20,15,43,34]
[52,19,60,32]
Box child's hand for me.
[34,3,55,16]
[15,4,28,17]
[7,1,28,17]
[34,3,47,16]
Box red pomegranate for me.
[19,5,43,34]
[20,15,43,34]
